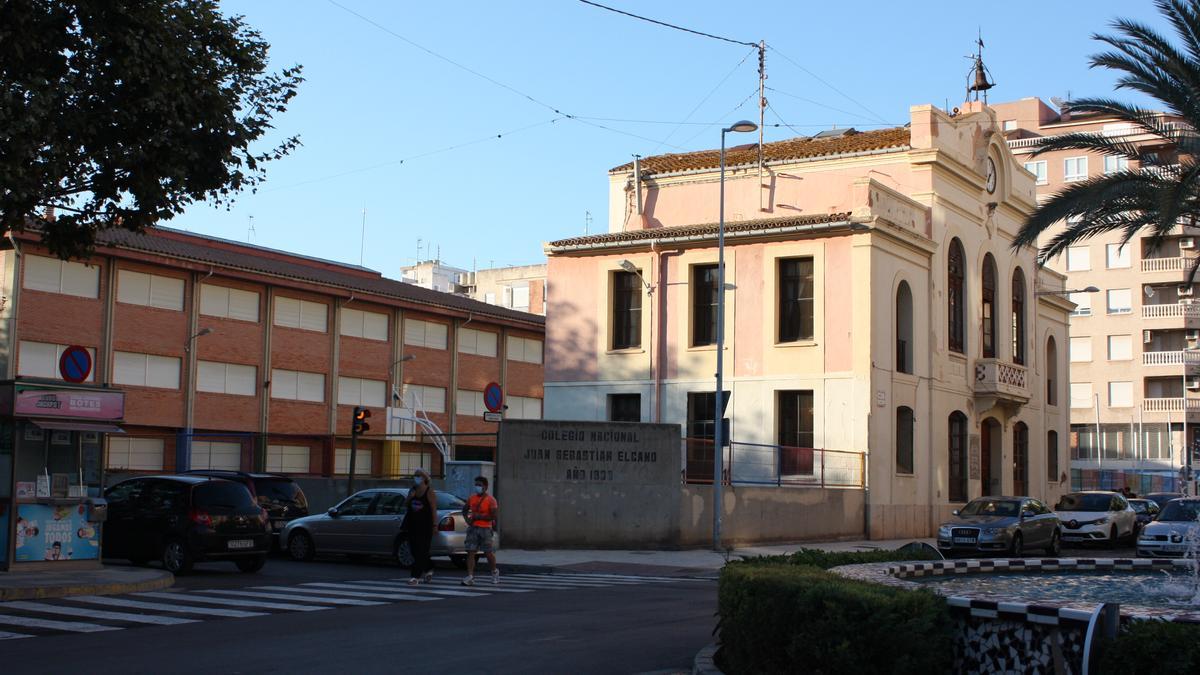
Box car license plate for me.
[952,537,976,544]
[228,539,255,550]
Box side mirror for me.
[951,509,960,516]
[327,507,339,518]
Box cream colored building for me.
[544,101,1073,539]
[993,97,1193,493]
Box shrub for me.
[739,545,943,570]
[1098,619,1200,674]
[718,563,954,675]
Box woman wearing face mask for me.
[402,468,438,585]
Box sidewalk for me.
[0,566,174,601]
[500,538,936,575]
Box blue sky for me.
[169,0,1166,276]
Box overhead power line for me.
[651,45,759,154]
[324,0,683,150]
[578,0,757,47]
[766,45,891,126]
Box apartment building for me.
[0,226,544,480]
[400,259,548,315]
[993,97,1193,493]
[544,101,1072,539]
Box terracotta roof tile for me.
[89,227,544,326]
[611,127,910,175]
[548,212,854,250]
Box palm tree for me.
[1012,0,1200,276]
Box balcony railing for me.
[1143,303,1200,319]
[973,358,1029,405]
[1141,256,1197,272]
[1142,350,1200,366]
[1143,397,1200,412]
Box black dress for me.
[402,490,434,578]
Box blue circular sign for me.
[483,382,504,413]
[59,345,92,383]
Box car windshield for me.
[959,499,1019,517]
[1158,501,1200,522]
[1129,501,1151,514]
[1055,494,1111,512]
[254,478,307,509]
[193,481,257,510]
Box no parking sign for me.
[58,346,92,383]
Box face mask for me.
[473,485,484,494]
[412,476,423,486]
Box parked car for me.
[1054,491,1138,547]
[280,488,498,567]
[936,497,1061,557]
[1127,498,1161,535]
[184,470,309,542]
[1136,498,1200,558]
[103,475,270,574]
[1145,492,1184,510]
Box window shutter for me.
[226,364,257,395]
[300,300,327,332]
[274,297,301,328]
[150,276,185,311]
[271,369,299,399]
[61,260,100,298]
[23,255,62,292]
[298,372,325,402]
[200,284,228,317]
[146,355,180,389]
[363,311,388,340]
[228,288,260,321]
[117,270,151,306]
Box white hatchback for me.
[1054,491,1138,547]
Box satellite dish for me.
[1145,285,1156,299]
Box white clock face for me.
[985,158,997,194]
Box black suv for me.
[103,475,270,574]
[183,471,309,539]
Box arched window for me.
[948,411,968,502]
[896,281,914,374]
[1012,269,1027,365]
[1013,422,1029,496]
[1046,336,1058,405]
[982,254,997,358]
[1047,430,1059,483]
[896,406,914,474]
[948,239,966,354]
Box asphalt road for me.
[0,555,717,675]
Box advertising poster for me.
[14,503,100,562]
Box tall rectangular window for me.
[1108,381,1134,407]
[686,391,719,481]
[611,270,642,350]
[778,390,815,476]
[1107,335,1132,361]
[23,254,99,298]
[1070,383,1093,409]
[1106,243,1131,269]
[116,270,185,311]
[200,284,260,322]
[1064,156,1088,182]
[1023,160,1048,185]
[896,407,914,474]
[608,394,641,422]
[1106,288,1132,314]
[1069,292,1093,317]
[1070,336,1093,362]
[691,264,719,347]
[778,258,814,343]
[1047,431,1059,482]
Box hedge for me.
[739,545,943,570]
[1098,619,1200,673]
[718,562,954,674]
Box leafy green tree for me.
[0,0,303,258]
[1012,0,1200,272]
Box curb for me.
[693,642,722,675]
[0,570,175,602]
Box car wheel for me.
[1107,525,1120,549]
[1045,530,1061,556]
[394,538,415,568]
[161,539,193,575]
[1008,533,1023,558]
[235,555,267,573]
[287,531,315,562]
[449,554,468,569]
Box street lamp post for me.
[181,327,212,472]
[713,120,757,551]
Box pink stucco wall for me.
[823,237,854,372]
[545,256,599,382]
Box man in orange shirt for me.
[461,476,499,586]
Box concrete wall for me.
[679,485,865,547]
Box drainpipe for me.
[330,299,343,476]
[100,258,117,384]
[259,288,274,472]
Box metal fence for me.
[684,438,865,488]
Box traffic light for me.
[352,406,371,435]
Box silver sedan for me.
[280,488,499,568]
[936,496,1061,557]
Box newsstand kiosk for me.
[0,380,123,571]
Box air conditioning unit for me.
[1144,330,1154,344]
[1187,376,1200,390]
[1180,285,1195,297]
[1188,329,1200,342]
[1181,237,1196,250]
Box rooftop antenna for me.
[359,207,367,266]
[966,29,995,104]
[246,215,256,243]
[585,210,593,235]
[417,238,423,262]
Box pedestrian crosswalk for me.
[0,572,703,641]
